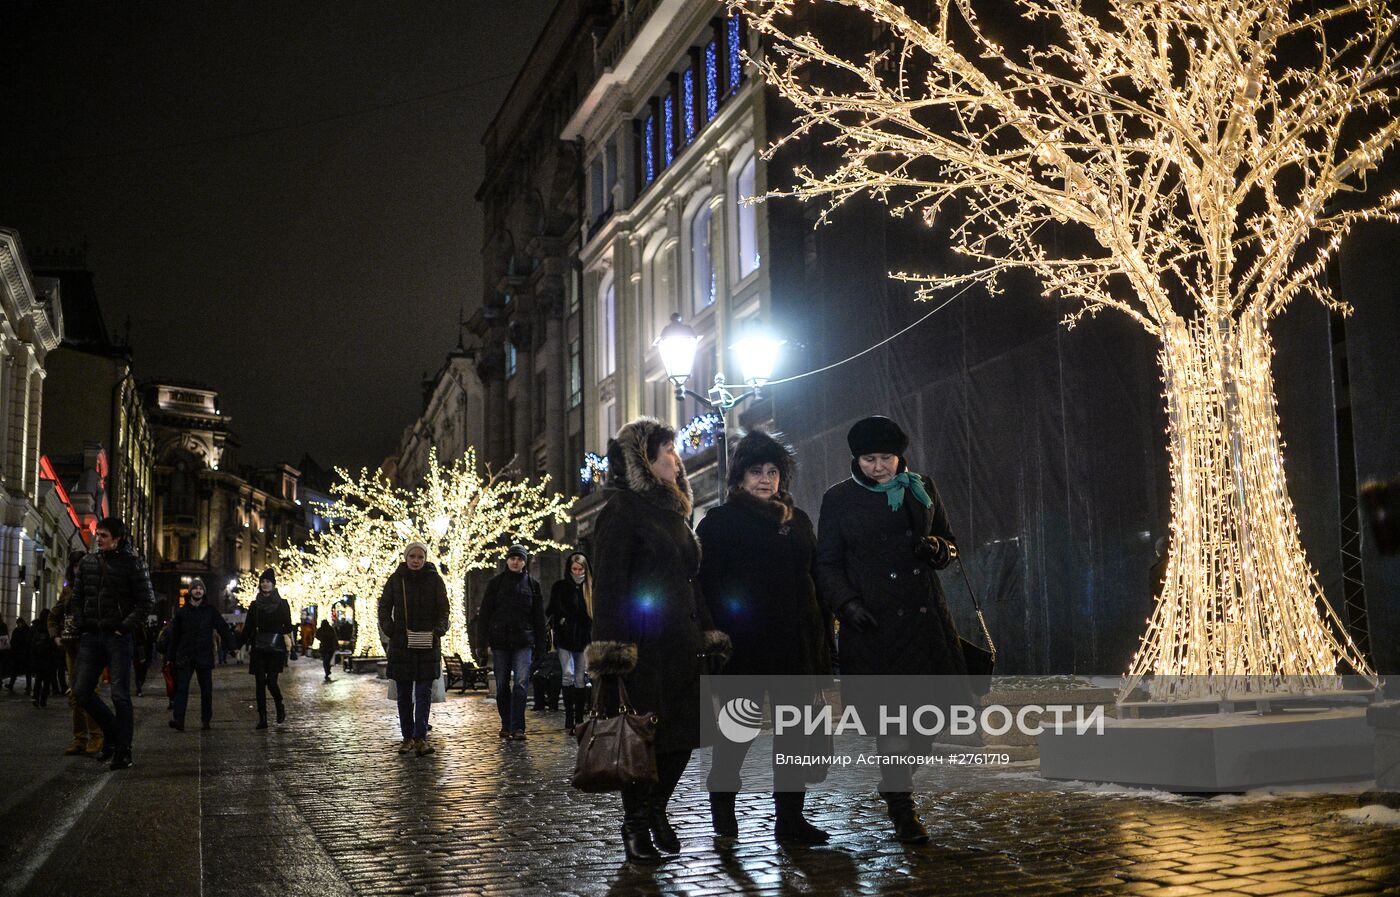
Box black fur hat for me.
[728,429,795,489]
[846,416,909,457]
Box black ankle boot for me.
[622,786,662,865]
[709,791,738,836]
[275,702,286,724]
[255,715,268,730]
[774,791,830,844]
[881,792,929,844]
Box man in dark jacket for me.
[168,577,235,731]
[71,516,154,770]
[477,545,546,739]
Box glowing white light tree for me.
[735,0,1398,697]
[250,448,574,660]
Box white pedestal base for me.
[1038,708,1373,792]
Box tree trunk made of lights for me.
[1123,309,1371,700]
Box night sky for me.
[0,1,556,473]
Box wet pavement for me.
[1,660,1398,897]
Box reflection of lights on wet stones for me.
[717,697,763,743]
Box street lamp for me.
[655,313,784,502]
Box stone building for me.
[144,382,305,615]
[392,343,485,490]
[34,251,155,561]
[0,228,65,625]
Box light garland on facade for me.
[733,0,1398,698]
[248,447,574,660]
[679,412,723,456]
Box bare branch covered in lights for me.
[735,0,1397,697]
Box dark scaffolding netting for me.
[763,191,1385,676]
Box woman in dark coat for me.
[316,618,338,682]
[31,609,61,708]
[5,617,32,693]
[546,551,593,735]
[586,417,731,866]
[243,568,294,730]
[816,415,970,844]
[378,541,450,756]
[698,430,832,844]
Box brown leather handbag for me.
[571,677,658,793]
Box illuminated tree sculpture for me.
[735,0,1397,697]
[250,448,574,660]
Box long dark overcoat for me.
[243,594,293,676]
[697,490,830,677]
[815,473,969,678]
[379,562,450,682]
[588,418,724,756]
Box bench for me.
[444,654,490,693]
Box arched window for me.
[691,202,716,313]
[600,276,617,377]
[735,154,759,280]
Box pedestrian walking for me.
[378,542,449,756]
[316,618,338,682]
[815,415,971,844]
[587,417,731,865]
[52,553,103,756]
[132,616,156,698]
[547,552,593,735]
[697,430,833,844]
[5,617,32,693]
[71,516,154,770]
[244,568,293,730]
[477,545,546,740]
[167,578,236,731]
[30,609,62,708]
[0,619,9,686]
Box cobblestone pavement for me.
[2,660,1398,897]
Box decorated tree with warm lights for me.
[249,448,574,660]
[735,0,1397,697]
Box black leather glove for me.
[838,599,878,633]
[917,536,957,570]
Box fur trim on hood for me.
[605,417,693,517]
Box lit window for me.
[705,42,719,121]
[505,339,518,379]
[568,337,582,408]
[662,95,675,167]
[736,154,760,279]
[681,69,696,143]
[727,14,742,93]
[643,114,656,185]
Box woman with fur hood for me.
[585,417,731,866]
[697,430,832,844]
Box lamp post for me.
[655,314,784,502]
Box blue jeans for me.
[557,648,588,688]
[173,665,214,724]
[396,679,433,739]
[73,631,134,751]
[491,647,532,733]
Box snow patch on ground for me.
[1208,780,1374,805]
[1337,805,1400,826]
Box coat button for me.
[919,607,928,614]
[896,608,905,617]
[913,568,922,576]
[889,572,898,580]
[906,529,913,536]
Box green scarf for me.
[858,470,932,512]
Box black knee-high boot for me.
[648,750,690,854]
[880,791,929,844]
[621,783,662,865]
